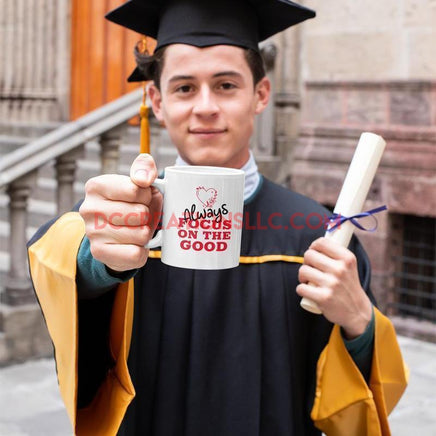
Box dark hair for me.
[134,44,266,90]
[134,44,167,90]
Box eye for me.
[219,82,237,90]
[175,84,194,93]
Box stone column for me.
[99,126,125,175]
[4,172,37,306]
[253,42,277,156]
[253,43,283,181]
[275,91,301,181]
[276,27,302,185]
[55,146,84,215]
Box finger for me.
[303,247,337,273]
[298,264,328,288]
[130,153,158,188]
[310,237,352,261]
[147,186,164,232]
[296,282,331,305]
[82,201,152,227]
[91,242,149,271]
[90,223,153,246]
[85,175,152,204]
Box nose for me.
[192,85,219,117]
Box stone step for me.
[36,142,137,181]
[33,161,132,201]
[0,135,31,156]
[0,250,9,271]
[0,122,62,159]
[0,303,52,364]
[0,252,10,296]
[0,221,48,296]
[0,332,7,364]
[154,145,178,170]
[81,140,141,167]
[0,215,41,245]
[31,177,84,204]
[0,121,62,137]
[0,195,57,233]
[0,221,46,296]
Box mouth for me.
[189,128,227,135]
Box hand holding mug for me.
[79,154,163,272]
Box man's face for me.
[149,44,270,168]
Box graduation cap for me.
[106,0,316,82]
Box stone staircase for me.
[0,117,178,364]
[0,124,60,295]
[0,124,179,293]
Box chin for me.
[181,145,247,168]
[184,153,229,168]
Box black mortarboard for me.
[106,0,316,82]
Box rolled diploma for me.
[300,132,386,314]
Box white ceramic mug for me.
[146,166,245,270]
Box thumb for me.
[130,153,158,188]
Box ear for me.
[254,77,271,115]
[148,83,164,122]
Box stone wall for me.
[302,0,436,82]
[292,80,436,309]
[290,1,436,338]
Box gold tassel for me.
[139,36,150,154]
[139,83,150,154]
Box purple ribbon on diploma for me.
[327,205,388,233]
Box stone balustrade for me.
[0,90,144,363]
[2,129,127,307]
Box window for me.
[392,215,436,322]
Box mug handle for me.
[145,178,165,249]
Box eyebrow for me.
[168,71,244,83]
[213,71,244,79]
[168,75,195,83]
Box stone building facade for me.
[291,0,436,339]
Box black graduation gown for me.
[76,177,374,436]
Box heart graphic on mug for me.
[196,186,218,208]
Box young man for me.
[28,0,407,435]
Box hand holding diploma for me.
[296,132,386,338]
[297,236,374,338]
